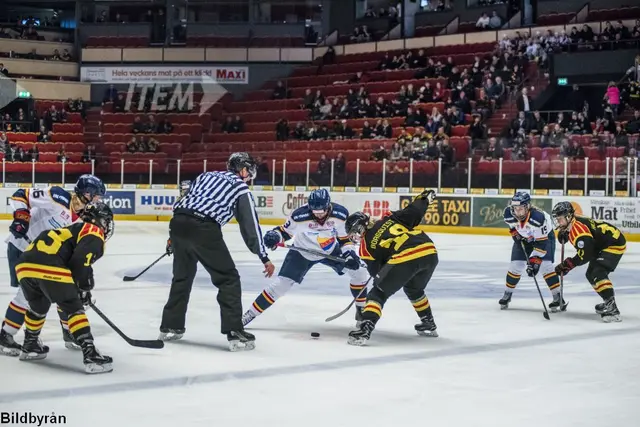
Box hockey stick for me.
[520,241,551,320]
[559,242,568,311]
[282,245,347,263]
[123,253,168,282]
[88,302,164,349]
[325,277,371,322]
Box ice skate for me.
[227,330,255,352]
[595,302,606,314]
[355,306,364,328]
[498,291,512,310]
[599,298,621,323]
[415,315,438,337]
[18,331,49,361]
[0,329,22,357]
[82,342,113,374]
[241,310,257,327]
[62,326,81,350]
[158,327,185,341]
[548,293,568,313]
[347,320,375,346]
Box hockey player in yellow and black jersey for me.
[344,189,438,345]
[552,202,625,322]
[17,201,115,373]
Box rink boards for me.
[0,187,638,240]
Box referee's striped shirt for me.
[175,171,269,262]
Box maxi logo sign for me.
[103,191,135,214]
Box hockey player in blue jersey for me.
[499,192,567,311]
[242,189,370,326]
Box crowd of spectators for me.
[131,114,174,134]
[0,102,80,134]
[221,116,244,133]
[476,11,502,30]
[126,135,160,153]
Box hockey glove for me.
[557,230,569,245]
[79,291,95,307]
[340,250,361,270]
[555,258,575,276]
[10,209,30,239]
[509,228,523,243]
[79,274,95,292]
[526,257,542,277]
[263,230,281,250]
[416,189,436,203]
[166,238,173,255]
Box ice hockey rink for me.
[0,221,639,427]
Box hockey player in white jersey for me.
[0,174,106,356]
[499,192,567,311]
[242,189,369,326]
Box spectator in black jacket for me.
[276,119,289,141]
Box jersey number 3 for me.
[379,224,422,251]
[28,229,73,255]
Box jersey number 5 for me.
[28,229,73,255]
[379,224,422,251]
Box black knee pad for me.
[586,261,609,285]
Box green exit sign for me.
[18,91,31,98]
[557,78,568,86]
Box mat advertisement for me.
[557,197,640,234]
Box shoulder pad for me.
[291,206,312,222]
[503,206,517,223]
[330,203,349,220]
[49,186,71,209]
[528,209,545,226]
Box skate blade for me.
[19,351,47,361]
[0,346,21,357]
[64,342,81,351]
[228,340,255,352]
[417,330,439,338]
[347,336,368,346]
[85,362,113,374]
[158,333,183,342]
[499,304,509,310]
[602,314,622,323]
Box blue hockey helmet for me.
[509,191,531,221]
[308,189,331,219]
[75,174,106,205]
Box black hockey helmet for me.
[345,211,370,244]
[551,201,575,230]
[227,152,257,181]
[81,201,115,241]
[179,180,192,198]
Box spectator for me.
[389,142,403,161]
[292,122,306,140]
[145,114,157,133]
[317,99,333,120]
[468,116,486,148]
[158,118,173,133]
[334,152,346,175]
[511,136,528,160]
[56,147,66,163]
[614,125,629,148]
[517,87,532,113]
[529,111,545,135]
[82,145,95,163]
[256,156,269,181]
[0,63,8,77]
[476,13,490,29]
[317,154,330,175]
[377,119,393,139]
[566,139,586,159]
[456,91,472,115]
[113,93,126,113]
[37,125,51,142]
[439,139,455,167]
[510,111,529,137]
[425,139,440,160]
[51,49,61,60]
[272,80,288,100]
[15,147,27,162]
[605,81,620,119]
[131,116,144,134]
[361,121,374,139]
[0,131,7,150]
[316,124,330,140]
[275,119,290,141]
[221,116,235,133]
[481,138,503,162]
[539,125,552,148]
[489,11,502,29]
[127,136,139,153]
[4,144,15,161]
[147,137,159,153]
[550,124,565,146]
[371,145,388,161]
[60,49,72,61]
[28,145,39,162]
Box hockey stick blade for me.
[123,253,168,282]
[89,302,164,349]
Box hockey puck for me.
[310,332,320,339]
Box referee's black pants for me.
[161,213,243,334]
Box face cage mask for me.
[510,204,529,221]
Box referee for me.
[159,152,274,351]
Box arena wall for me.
[0,187,636,241]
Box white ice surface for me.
[0,221,639,427]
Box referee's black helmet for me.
[227,152,258,180]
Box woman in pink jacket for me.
[606,81,620,119]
